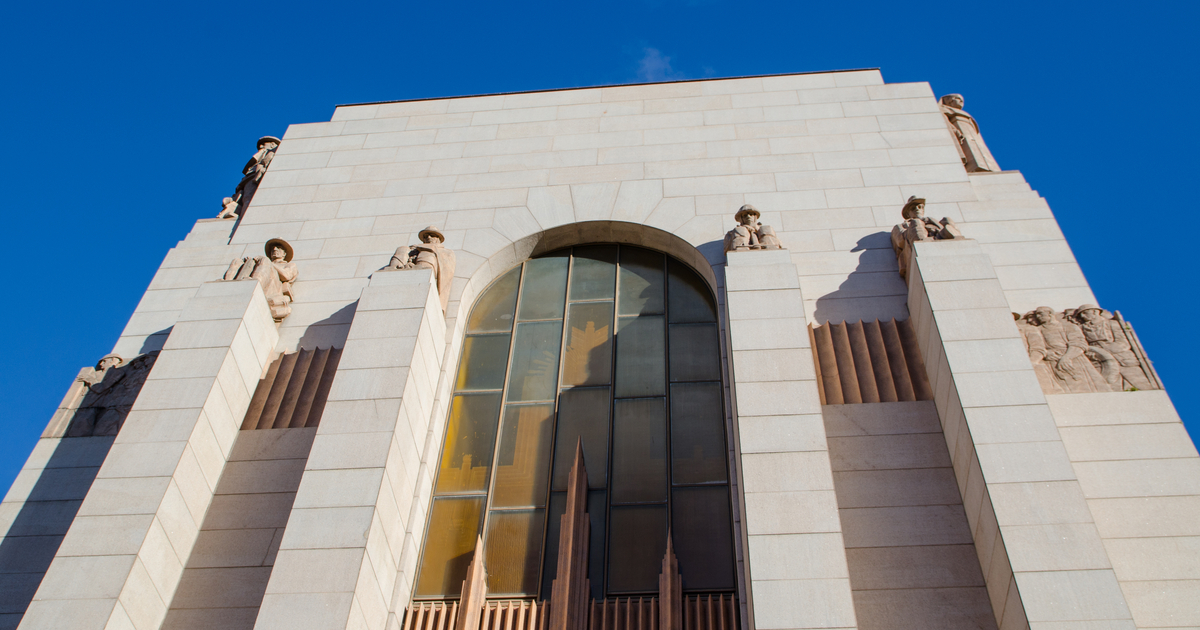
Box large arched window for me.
[414,245,735,601]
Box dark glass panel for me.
[552,388,610,490]
[467,266,520,333]
[669,383,728,484]
[562,302,614,387]
[518,253,569,321]
[435,393,502,494]
[455,334,511,391]
[492,404,555,508]
[506,321,563,402]
[611,398,667,504]
[607,505,667,594]
[484,509,546,596]
[671,487,735,591]
[618,247,665,316]
[413,496,484,598]
[667,259,717,324]
[614,316,666,397]
[668,324,721,383]
[539,490,607,600]
[569,245,617,301]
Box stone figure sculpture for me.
[1018,307,1111,394]
[723,205,783,253]
[223,238,298,321]
[939,94,1001,173]
[890,196,965,278]
[1068,304,1157,391]
[383,226,456,312]
[231,135,280,216]
[217,196,240,220]
[64,352,159,437]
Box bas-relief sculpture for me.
[1017,305,1160,394]
[45,352,159,438]
[223,135,280,219]
[223,238,298,321]
[889,196,965,278]
[723,205,783,253]
[939,94,1001,173]
[381,225,456,312]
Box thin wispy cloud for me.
[636,48,686,82]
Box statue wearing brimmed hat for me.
[230,135,282,219]
[723,204,783,253]
[383,226,456,312]
[890,196,965,278]
[222,238,298,321]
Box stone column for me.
[724,249,858,630]
[19,280,279,630]
[905,239,1134,628]
[254,268,445,630]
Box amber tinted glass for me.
[671,487,734,590]
[484,509,546,596]
[618,247,664,316]
[506,322,563,402]
[552,387,610,490]
[614,316,666,397]
[569,245,617,301]
[667,259,717,324]
[435,393,502,494]
[668,324,721,382]
[492,404,554,508]
[467,266,520,333]
[456,335,511,391]
[414,496,484,598]
[562,302,613,387]
[518,253,569,321]
[611,398,667,503]
[607,505,667,593]
[670,383,727,484]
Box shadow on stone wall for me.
[812,233,909,325]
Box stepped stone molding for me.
[809,318,933,405]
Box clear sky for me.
[1,0,1196,494]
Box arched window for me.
[415,245,735,601]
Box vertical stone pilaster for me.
[906,240,1134,629]
[255,269,445,630]
[18,280,279,630]
[724,250,858,630]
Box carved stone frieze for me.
[1019,305,1160,394]
[223,238,298,322]
[723,204,783,253]
[890,196,966,278]
[46,352,159,438]
[380,225,456,312]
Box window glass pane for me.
[670,383,728,484]
[540,490,607,600]
[667,259,717,324]
[607,505,666,594]
[414,496,484,598]
[569,245,617,301]
[455,334,511,391]
[671,487,735,591]
[562,302,613,387]
[618,247,664,316]
[668,324,721,382]
[467,266,520,333]
[611,398,667,504]
[484,509,546,596]
[518,253,569,321]
[506,321,563,402]
[615,316,666,397]
[435,393,502,494]
[492,404,555,508]
[552,387,610,490]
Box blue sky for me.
[1,0,1196,493]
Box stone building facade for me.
[2,69,1197,630]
